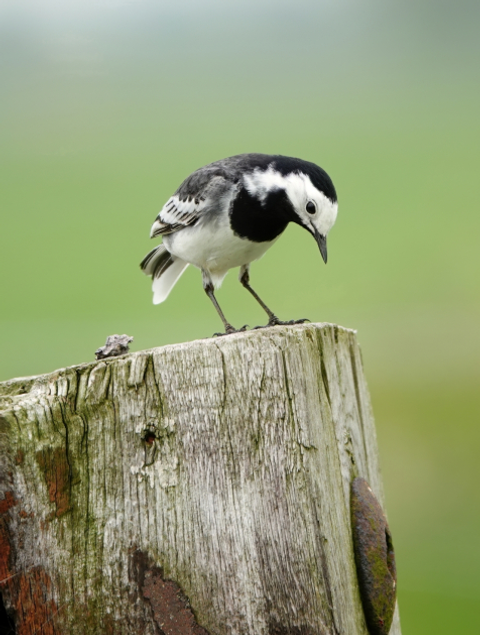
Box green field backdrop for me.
[1,1,479,632]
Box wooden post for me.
[0,323,401,635]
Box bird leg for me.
[204,281,247,336]
[239,266,309,328]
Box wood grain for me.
[0,323,401,635]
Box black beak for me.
[313,227,328,263]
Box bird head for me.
[283,172,337,263]
[243,160,338,263]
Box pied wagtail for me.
[140,153,338,334]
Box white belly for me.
[164,216,278,286]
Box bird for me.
[140,153,338,335]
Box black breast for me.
[229,187,294,243]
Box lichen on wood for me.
[0,323,401,635]
[351,477,397,635]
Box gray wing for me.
[150,166,236,238]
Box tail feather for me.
[140,245,189,304]
[140,244,171,276]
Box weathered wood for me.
[0,323,401,635]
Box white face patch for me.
[243,166,338,238]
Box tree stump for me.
[0,323,401,635]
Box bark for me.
[0,323,401,635]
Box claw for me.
[213,325,249,337]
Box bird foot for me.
[213,325,249,337]
[254,317,310,329]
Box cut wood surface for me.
[0,323,401,635]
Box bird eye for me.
[306,201,316,214]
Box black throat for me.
[229,187,295,243]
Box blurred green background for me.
[1,1,479,632]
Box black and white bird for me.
[140,153,338,334]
